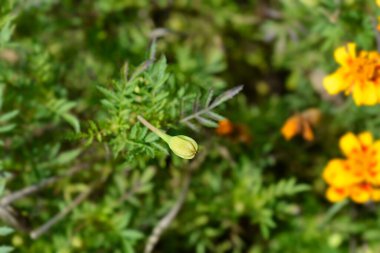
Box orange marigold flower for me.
[216,119,252,144]
[281,108,321,142]
[322,132,380,203]
[216,119,234,135]
[323,43,380,106]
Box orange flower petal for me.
[326,187,348,202]
[302,121,314,142]
[367,168,380,186]
[323,159,355,187]
[334,43,356,66]
[350,184,372,204]
[339,132,361,157]
[371,189,380,202]
[281,115,301,140]
[358,131,373,147]
[353,81,378,106]
[323,71,347,95]
[373,140,380,161]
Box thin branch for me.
[0,206,30,232]
[0,164,88,207]
[144,171,190,253]
[144,151,207,253]
[29,185,93,239]
[29,167,111,240]
[180,85,243,124]
[28,165,111,239]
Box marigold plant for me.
[323,43,380,106]
[323,132,380,203]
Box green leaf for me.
[0,227,13,236]
[57,101,76,114]
[210,85,243,108]
[122,230,144,241]
[129,124,139,139]
[141,167,155,183]
[62,113,80,133]
[54,149,82,165]
[0,246,13,253]
[144,132,159,142]
[196,116,218,127]
[0,20,14,47]
[0,85,4,109]
[0,124,16,133]
[122,241,134,253]
[0,110,18,122]
[97,86,119,102]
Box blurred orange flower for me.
[323,132,380,203]
[323,43,380,106]
[216,119,234,135]
[281,108,321,142]
[216,119,252,144]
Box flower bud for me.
[167,135,198,159]
[137,115,198,159]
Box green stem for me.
[137,115,170,142]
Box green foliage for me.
[1,0,380,252]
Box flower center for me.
[347,145,378,182]
[349,56,378,82]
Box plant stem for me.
[137,115,170,142]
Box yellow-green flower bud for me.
[167,135,198,159]
[137,115,198,159]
